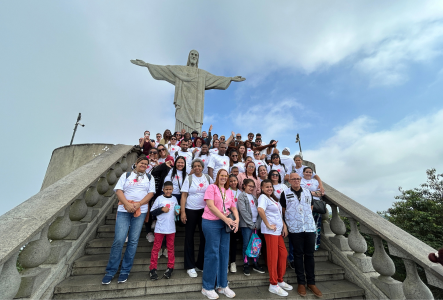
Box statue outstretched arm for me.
[130,59,176,85]
[231,76,246,82]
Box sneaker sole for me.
[117,279,127,284]
[218,290,235,298]
[268,288,288,297]
[243,272,250,276]
[201,290,219,300]
[101,282,111,285]
[253,268,265,274]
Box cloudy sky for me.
[1,1,443,216]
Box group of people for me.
[102,127,326,299]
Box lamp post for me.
[295,133,302,158]
[70,113,85,145]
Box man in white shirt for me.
[208,142,229,181]
[175,138,193,173]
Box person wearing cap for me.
[280,147,296,176]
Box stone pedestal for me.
[348,253,374,273]
[44,241,72,264]
[15,267,51,298]
[370,275,404,299]
[80,208,99,223]
[64,221,87,240]
[329,235,351,251]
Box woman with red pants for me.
[257,179,293,297]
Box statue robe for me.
[145,63,232,133]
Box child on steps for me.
[149,181,179,280]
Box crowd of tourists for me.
[101,126,326,299]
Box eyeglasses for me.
[175,134,181,137]
[247,166,255,169]
[156,135,161,138]
[290,178,301,181]
[219,175,228,178]
[271,173,279,177]
[149,151,158,155]
[254,153,260,156]
[247,185,255,188]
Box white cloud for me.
[355,21,443,86]
[305,110,443,212]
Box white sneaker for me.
[147,232,155,242]
[230,262,237,273]
[158,248,163,258]
[218,286,236,298]
[163,248,168,258]
[187,268,198,278]
[269,284,288,297]
[278,281,293,291]
[202,288,219,299]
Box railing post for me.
[320,204,334,238]
[328,204,351,251]
[81,185,100,223]
[360,226,404,299]
[388,244,433,299]
[64,194,88,240]
[46,206,73,264]
[0,253,21,300]
[338,214,374,273]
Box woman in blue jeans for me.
[201,169,239,299]
[101,156,156,284]
[237,178,265,276]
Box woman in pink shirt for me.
[201,169,239,299]
[237,161,261,198]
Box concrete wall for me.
[41,144,114,190]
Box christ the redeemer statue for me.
[131,50,246,133]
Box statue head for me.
[187,50,199,68]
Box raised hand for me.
[130,59,147,67]
[209,125,213,132]
[231,131,235,137]
[231,76,246,82]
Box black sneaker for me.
[289,261,295,270]
[163,268,173,279]
[150,269,158,281]
[253,264,265,274]
[243,264,250,276]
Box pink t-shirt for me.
[203,184,235,221]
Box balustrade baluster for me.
[16,226,52,298]
[114,161,123,178]
[338,214,374,273]
[0,253,21,300]
[105,168,117,197]
[328,204,351,251]
[358,226,404,299]
[64,195,88,240]
[97,174,110,195]
[320,204,334,238]
[120,155,128,171]
[46,206,73,264]
[81,185,100,223]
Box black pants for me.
[229,229,242,263]
[184,208,205,270]
[288,231,316,285]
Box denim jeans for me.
[105,211,146,276]
[202,219,230,290]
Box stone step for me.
[85,237,294,255]
[119,281,365,300]
[54,262,346,299]
[72,251,329,275]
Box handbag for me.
[312,198,327,214]
[246,229,262,258]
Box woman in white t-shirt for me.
[102,156,156,285]
[257,180,292,296]
[164,156,187,203]
[300,166,323,251]
[180,159,214,278]
[229,149,245,173]
[168,136,180,157]
[237,178,264,276]
[293,155,325,194]
[267,170,290,201]
[244,140,255,158]
[238,144,247,162]
[197,144,211,174]
[209,139,220,154]
[253,150,267,172]
[267,153,289,182]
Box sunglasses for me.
[254,153,260,155]
[236,136,241,139]
[149,151,158,155]
[231,155,238,157]
[158,149,166,152]
[271,173,279,177]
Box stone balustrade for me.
[321,182,443,299]
[0,144,136,299]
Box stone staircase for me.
[53,204,365,299]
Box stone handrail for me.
[0,144,137,299]
[321,182,443,299]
